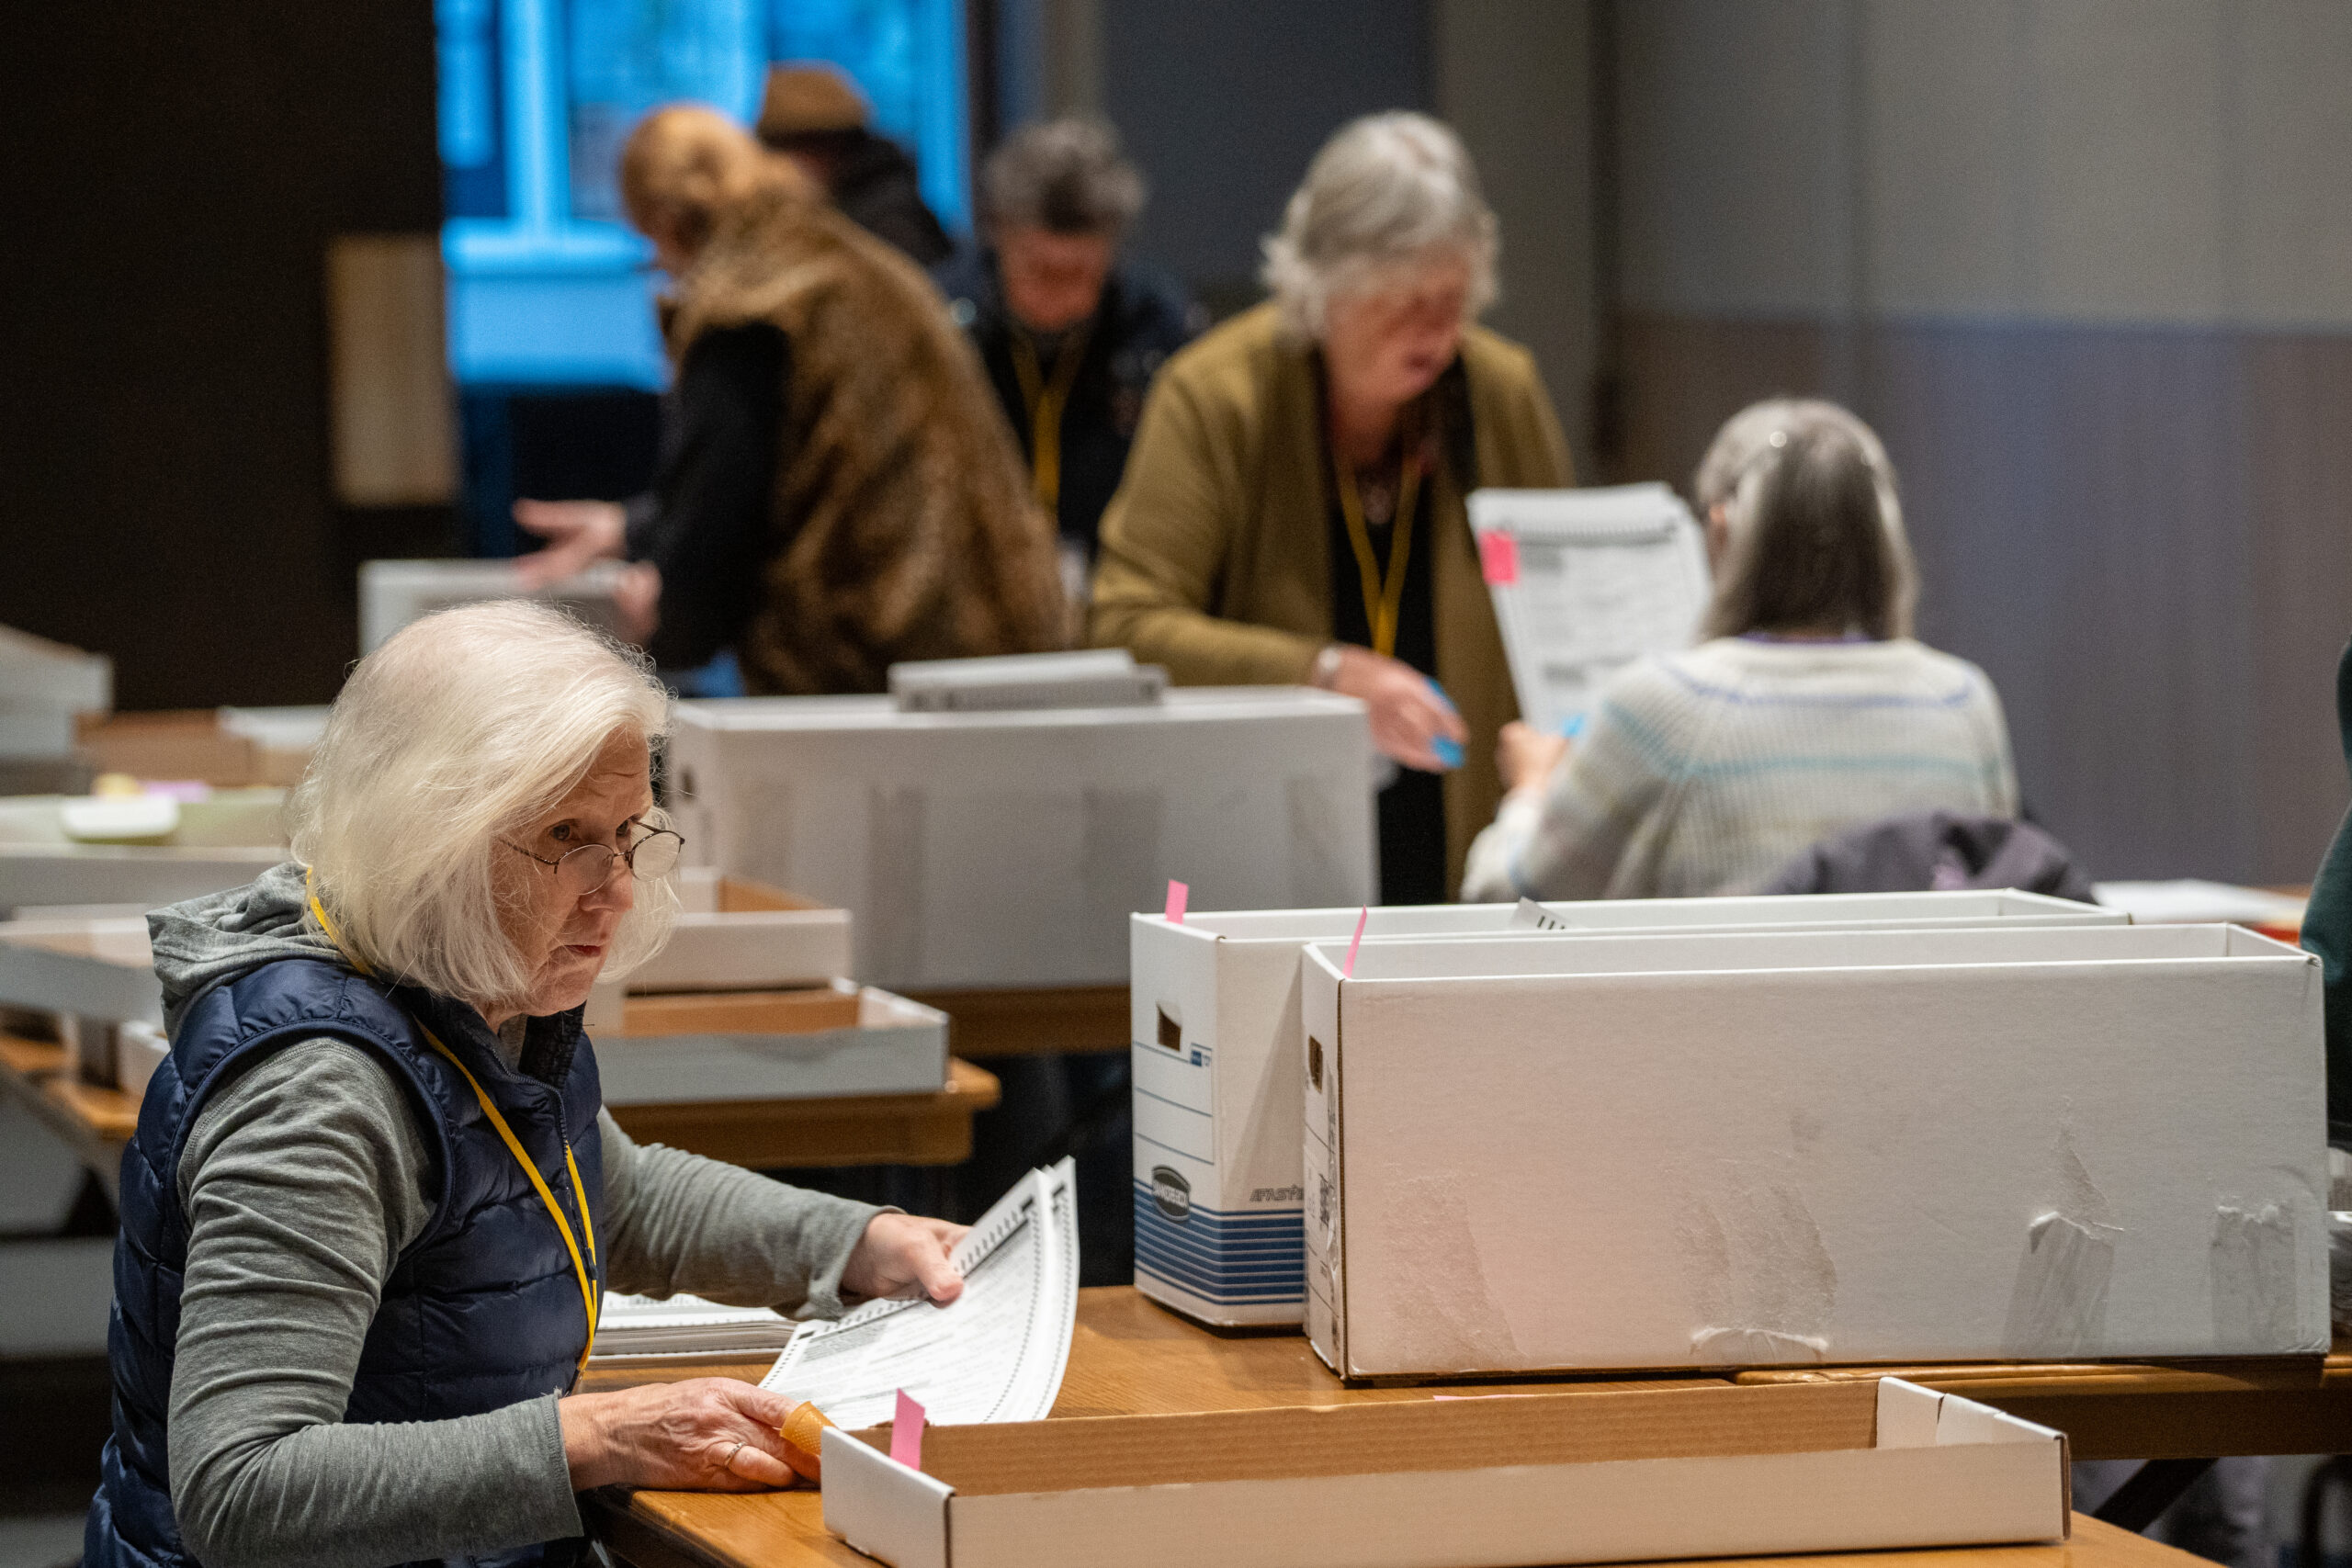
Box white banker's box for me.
[1129,891,2125,1326]
[1300,923,2331,1379]
[819,1377,2069,1568]
[668,690,1374,992]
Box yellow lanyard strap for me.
[305,874,601,1375]
[1335,441,1424,660]
[1008,321,1091,513]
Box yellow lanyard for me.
[1008,321,1090,514]
[1333,431,1424,660]
[304,873,601,1375]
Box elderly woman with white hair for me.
[1460,399,2020,903]
[86,602,967,1568]
[1089,112,1572,904]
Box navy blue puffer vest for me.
[86,958,605,1568]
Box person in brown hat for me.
[755,62,952,265]
[514,106,1066,692]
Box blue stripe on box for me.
[1132,1180,1306,1304]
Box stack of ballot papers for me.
[591,1293,798,1363]
[762,1160,1078,1428]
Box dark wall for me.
[0,4,443,709]
[1102,0,1429,309]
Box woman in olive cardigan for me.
[1089,113,1572,900]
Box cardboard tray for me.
[602,869,852,995]
[820,1377,2068,1568]
[1299,922,2332,1378]
[0,917,164,1028]
[591,979,948,1104]
[1128,890,2128,1329]
[0,845,284,914]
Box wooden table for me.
[0,1031,1003,1187]
[1737,1355,2352,1463]
[584,1290,2239,1568]
[606,1060,1000,1167]
[901,985,1126,1057]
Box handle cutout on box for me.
[1156,1008,1182,1052]
[1307,1035,1324,1091]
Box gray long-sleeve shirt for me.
[147,866,881,1568]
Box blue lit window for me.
[437,0,967,389]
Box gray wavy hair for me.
[1694,399,1918,640]
[289,599,681,1010]
[981,117,1147,235]
[1261,111,1498,339]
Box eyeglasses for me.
[502,826,684,897]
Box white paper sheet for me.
[759,1159,1078,1428]
[1468,484,1711,735]
[592,1292,797,1359]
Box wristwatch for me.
[1310,644,1345,691]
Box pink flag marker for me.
[1343,906,1369,977]
[1478,530,1520,586]
[1164,879,1189,924]
[890,1389,925,1469]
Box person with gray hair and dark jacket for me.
[935,118,1203,583]
[85,602,970,1568]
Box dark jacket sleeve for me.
[2300,637,2352,1148]
[639,322,789,672]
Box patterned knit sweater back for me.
[1462,637,2019,902]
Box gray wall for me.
[1611,0,2352,883]
[1433,0,1597,479]
[1099,0,1430,310]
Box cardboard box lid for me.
[1306,919,2302,985]
[1141,889,2117,947]
[0,626,110,712]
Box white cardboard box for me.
[1131,891,2126,1326]
[0,846,284,915]
[0,908,931,1105]
[820,1376,2068,1568]
[667,689,1374,991]
[0,626,110,761]
[1301,922,2331,1379]
[0,917,164,1029]
[591,979,947,1103]
[358,559,626,653]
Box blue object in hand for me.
[1561,712,1587,740]
[1431,736,1464,771]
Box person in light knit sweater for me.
[1461,400,2018,902]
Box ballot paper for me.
[591,1292,797,1362]
[1467,484,1711,735]
[759,1159,1078,1428]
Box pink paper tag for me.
[1164,879,1189,923]
[1343,906,1368,977]
[890,1389,925,1469]
[1478,530,1520,586]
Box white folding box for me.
[589,980,948,1104]
[0,916,165,1089]
[1300,923,2332,1379]
[0,624,110,761]
[0,846,284,916]
[1131,891,2127,1327]
[667,689,1374,992]
[586,867,851,1007]
[358,559,626,653]
[820,1377,2068,1568]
